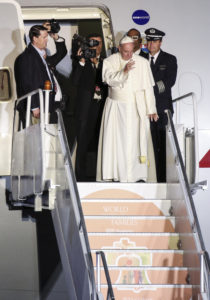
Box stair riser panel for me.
[88,234,179,250]
[91,251,184,267]
[81,200,171,216]
[78,183,167,200]
[96,269,190,285]
[85,217,175,233]
[100,285,193,300]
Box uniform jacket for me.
[141,49,177,114]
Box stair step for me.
[78,182,167,200]
[95,267,196,285]
[85,216,176,233]
[100,284,195,300]
[81,199,172,216]
[88,233,180,250]
[91,249,184,267]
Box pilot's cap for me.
[145,28,165,41]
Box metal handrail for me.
[165,109,210,297]
[172,92,194,103]
[201,252,210,294]
[12,89,46,208]
[16,88,50,128]
[172,92,199,183]
[96,251,115,300]
[56,108,98,299]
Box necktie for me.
[150,56,155,71]
[48,66,57,93]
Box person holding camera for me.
[14,22,67,125]
[72,33,107,182]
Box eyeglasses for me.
[129,35,140,40]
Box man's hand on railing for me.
[32,108,40,119]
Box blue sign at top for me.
[132,10,150,25]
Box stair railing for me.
[12,87,55,210]
[15,87,51,128]
[96,251,115,300]
[172,92,199,184]
[201,251,210,299]
[13,89,109,298]
[56,108,99,299]
[12,89,45,209]
[165,108,210,299]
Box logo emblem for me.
[132,10,150,25]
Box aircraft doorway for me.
[21,6,114,181]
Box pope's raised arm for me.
[102,55,129,87]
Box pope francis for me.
[96,36,158,183]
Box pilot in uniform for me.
[144,28,178,182]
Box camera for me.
[71,34,99,60]
[47,19,60,34]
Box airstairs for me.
[79,182,198,299]
[10,90,210,299]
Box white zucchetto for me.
[119,36,134,45]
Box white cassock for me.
[96,53,157,183]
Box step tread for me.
[94,266,199,270]
[81,199,172,202]
[88,232,187,236]
[88,232,180,236]
[92,249,198,253]
[78,182,168,187]
[100,284,197,287]
[85,215,177,219]
[92,249,185,253]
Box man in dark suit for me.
[127,28,148,58]
[14,24,67,125]
[144,28,178,182]
[72,33,107,181]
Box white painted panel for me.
[0,0,25,175]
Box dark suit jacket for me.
[72,57,108,180]
[14,41,67,114]
[140,49,177,114]
[139,50,148,59]
[72,57,107,121]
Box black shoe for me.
[136,179,145,183]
